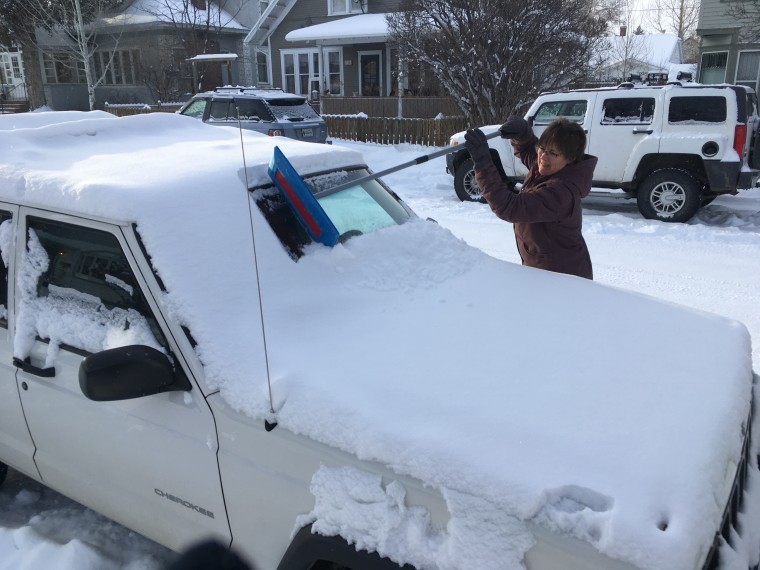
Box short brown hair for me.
[537,118,586,163]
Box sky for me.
[0,113,759,570]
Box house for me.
[589,31,686,84]
[35,0,255,110]
[697,0,759,92]
[244,0,403,98]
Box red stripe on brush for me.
[275,170,322,237]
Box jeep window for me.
[180,99,207,119]
[254,168,412,259]
[0,211,12,327]
[236,99,273,122]
[668,96,727,124]
[265,97,322,121]
[18,217,167,354]
[533,100,587,125]
[601,98,655,124]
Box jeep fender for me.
[277,524,415,570]
[632,154,708,192]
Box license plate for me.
[302,128,313,138]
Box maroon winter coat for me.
[474,134,597,280]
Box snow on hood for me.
[0,112,753,570]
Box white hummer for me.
[0,111,758,570]
[446,83,760,222]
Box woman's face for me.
[536,144,571,176]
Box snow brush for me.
[268,129,501,246]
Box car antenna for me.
[236,101,278,432]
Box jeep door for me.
[0,204,40,480]
[11,209,231,551]
[586,92,660,184]
[529,94,596,141]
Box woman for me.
[464,117,597,279]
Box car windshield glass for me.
[254,167,412,259]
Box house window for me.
[42,51,85,84]
[325,49,342,95]
[328,0,365,16]
[700,51,728,85]
[257,51,269,84]
[93,50,139,85]
[281,50,319,96]
[736,51,760,93]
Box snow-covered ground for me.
[1,137,759,570]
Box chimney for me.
[620,25,627,36]
[192,0,207,10]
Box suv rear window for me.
[668,96,727,123]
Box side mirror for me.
[79,345,191,401]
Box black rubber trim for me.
[277,524,416,570]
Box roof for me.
[97,0,248,32]
[595,33,682,72]
[285,13,389,44]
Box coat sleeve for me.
[475,163,575,224]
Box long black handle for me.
[327,129,501,194]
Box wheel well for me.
[277,525,416,570]
[632,154,707,190]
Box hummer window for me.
[533,100,587,125]
[601,98,655,124]
[669,96,727,124]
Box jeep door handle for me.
[632,128,653,134]
[13,357,56,378]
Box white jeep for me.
[446,83,760,222]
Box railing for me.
[104,102,184,115]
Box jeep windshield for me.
[254,167,413,259]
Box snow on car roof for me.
[0,111,754,569]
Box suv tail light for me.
[268,129,285,137]
[734,123,747,157]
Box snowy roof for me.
[596,33,682,71]
[285,13,389,44]
[98,0,247,31]
[0,111,754,570]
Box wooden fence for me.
[104,101,470,146]
[319,96,461,119]
[324,116,468,146]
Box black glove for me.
[498,116,530,141]
[463,128,491,168]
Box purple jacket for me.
[474,135,597,279]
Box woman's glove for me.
[498,116,530,142]
[464,128,491,168]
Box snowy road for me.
[1,139,759,569]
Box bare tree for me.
[645,0,699,39]
[138,1,245,97]
[725,0,760,43]
[387,0,611,125]
[7,0,125,110]
[595,3,652,83]
[0,0,55,108]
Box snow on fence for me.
[323,115,468,146]
[104,102,184,116]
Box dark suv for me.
[178,86,328,143]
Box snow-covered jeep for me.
[446,83,760,222]
[0,111,759,570]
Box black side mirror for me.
[79,345,191,401]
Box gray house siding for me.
[264,0,400,97]
[697,0,759,90]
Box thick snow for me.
[284,13,389,43]
[0,112,758,570]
